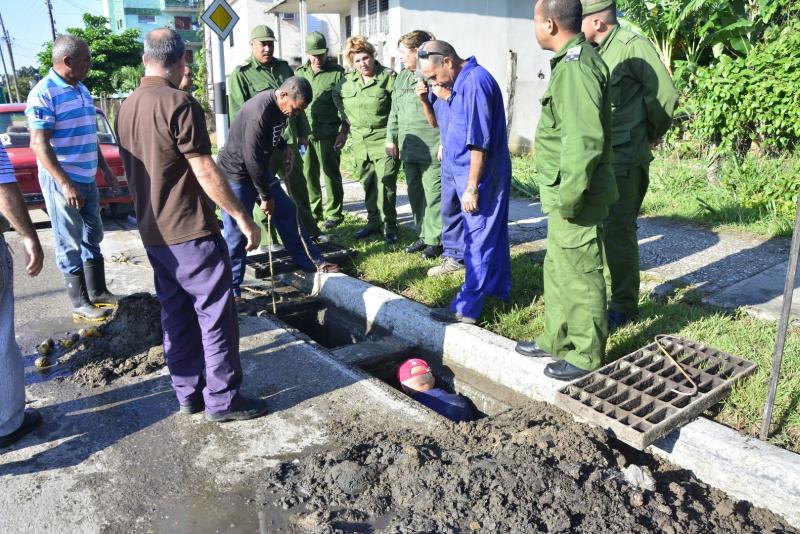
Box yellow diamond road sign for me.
[201,0,239,40]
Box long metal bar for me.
[760,191,800,439]
[212,36,227,147]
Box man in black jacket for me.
[217,77,338,303]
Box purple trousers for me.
[145,234,242,414]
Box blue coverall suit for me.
[433,57,512,320]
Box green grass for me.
[643,149,799,237]
[331,214,800,452]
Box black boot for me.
[84,258,118,306]
[64,271,110,321]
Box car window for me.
[0,110,117,147]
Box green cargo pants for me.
[304,136,344,225]
[252,145,322,247]
[604,165,649,315]
[358,154,399,235]
[537,215,608,372]
[404,160,442,246]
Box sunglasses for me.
[417,49,444,60]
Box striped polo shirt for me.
[0,144,15,184]
[25,68,98,184]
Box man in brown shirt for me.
[116,28,267,422]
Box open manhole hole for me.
[358,354,528,421]
[245,243,355,278]
[275,298,390,349]
[555,336,757,450]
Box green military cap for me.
[250,25,276,42]
[306,31,327,55]
[581,0,614,16]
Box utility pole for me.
[0,12,20,102]
[0,42,11,103]
[45,0,57,41]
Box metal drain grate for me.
[245,243,355,278]
[555,336,757,450]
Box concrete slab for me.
[1,315,437,533]
[705,259,800,321]
[295,271,800,528]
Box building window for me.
[358,1,367,35]
[174,16,191,30]
[117,19,123,29]
[345,15,352,38]
[380,0,389,34]
[138,15,155,24]
[281,13,295,21]
[368,0,377,35]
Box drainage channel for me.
[241,282,528,422]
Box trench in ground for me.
[261,285,528,421]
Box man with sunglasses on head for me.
[416,41,512,325]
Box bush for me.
[687,21,800,154]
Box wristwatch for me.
[465,186,478,195]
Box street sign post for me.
[201,0,239,147]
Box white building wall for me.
[390,0,549,153]
[224,1,342,74]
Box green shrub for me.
[688,21,800,154]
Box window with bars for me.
[358,0,389,36]
[380,0,389,34]
[368,0,378,36]
[358,0,368,35]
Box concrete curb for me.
[291,272,800,528]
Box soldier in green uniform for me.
[516,0,618,381]
[386,30,443,259]
[227,25,322,244]
[582,0,678,329]
[333,36,399,243]
[295,32,347,230]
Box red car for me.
[0,103,131,216]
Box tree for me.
[110,64,144,95]
[36,14,142,96]
[12,66,42,101]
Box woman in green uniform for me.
[333,36,399,243]
[386,30,443,258]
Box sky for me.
[1,0,106,70]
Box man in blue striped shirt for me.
[26,35,120,321]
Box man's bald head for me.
[417,40,461,67]
[144,28,186,70]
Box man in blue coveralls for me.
[417,40,512,324]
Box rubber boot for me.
[83,258,118,306]
[64,271,110,321]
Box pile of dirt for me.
[58,293,164,387]
[258,402,796,533]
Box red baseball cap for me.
[397,358,432,383]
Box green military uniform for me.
[534,33,618,372]
[227,26,321,241]
[333,63,398,235]
[295,32,346,226]
[386,68,442,246]
[583,0,679,317]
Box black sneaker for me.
[405,239,426,253]
[0,409,42,448]
[205,397,269,423]
[323,220,339,230]
[421,245,443,259]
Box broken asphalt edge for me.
[288,272,800,528]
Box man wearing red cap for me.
[397,358,473,423]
